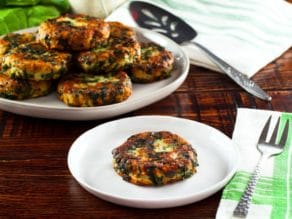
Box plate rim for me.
[67,115,239,208]
[0,27,189,120]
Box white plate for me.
[0,27,189,120]
[67,116,239,208]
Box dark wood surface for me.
[0,46,291,218]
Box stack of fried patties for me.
[0,14,174,107]
[0,30,71,100]
[52,15,138,107]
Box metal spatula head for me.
[129,1,272,101]
[129,1,197,44]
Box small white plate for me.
[0,27,189,120]
[67,116,239,208]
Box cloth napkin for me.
[216,108,292,219]
[107,0,292,78]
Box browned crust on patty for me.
[0,73,52,100]
[131,42,174,83]
[38,14,110,51]
[0,32,36,71]
[57,71,132,107]
[77,21,141,73]
[2,42,71,81]
[0,32,36,55]
[112,131,198,186]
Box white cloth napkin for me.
[216,108,292,219]
[107,0,292,78]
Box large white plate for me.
[0,27,189,120]
[67,116,239,208]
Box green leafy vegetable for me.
[40,0,70,13]
[5,0,41,6]
[26,5,60,27]
[0,20,9,35]
[0,8,26,33]
[0,0,70,35]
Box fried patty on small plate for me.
[112,131,198,186]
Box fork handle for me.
[233,154,269,218]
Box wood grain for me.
[0,46,291,218]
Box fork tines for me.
[279,119,289,146]
[259,116,290,146]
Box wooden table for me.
[0,47,291,218]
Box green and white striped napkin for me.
[107,0,292,77]
[216,108,292,219]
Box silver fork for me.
[233,115,290,218]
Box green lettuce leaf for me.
[5,0,41,6]
[0,0,69,35]
[0,20,9,35]
[0,8,27,34]
[0,0,70,13]
[40,0,70,13]
[26,5,60,27]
